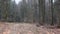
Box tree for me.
[0,0,10,21]
[54,0,60,25]
[38,0,45,25]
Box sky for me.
[15,0,22,4]
[53,0,55,3]
[12,0,22,4]
[12,0,55,4]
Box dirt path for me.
[0,22,60,34]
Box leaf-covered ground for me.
[0,22,60,34]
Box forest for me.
[0,0,60,26]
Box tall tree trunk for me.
[51,0,54,25]
[38,0,45,25]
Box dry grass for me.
[0,22,60,34]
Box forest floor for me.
[0,22,60,34]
